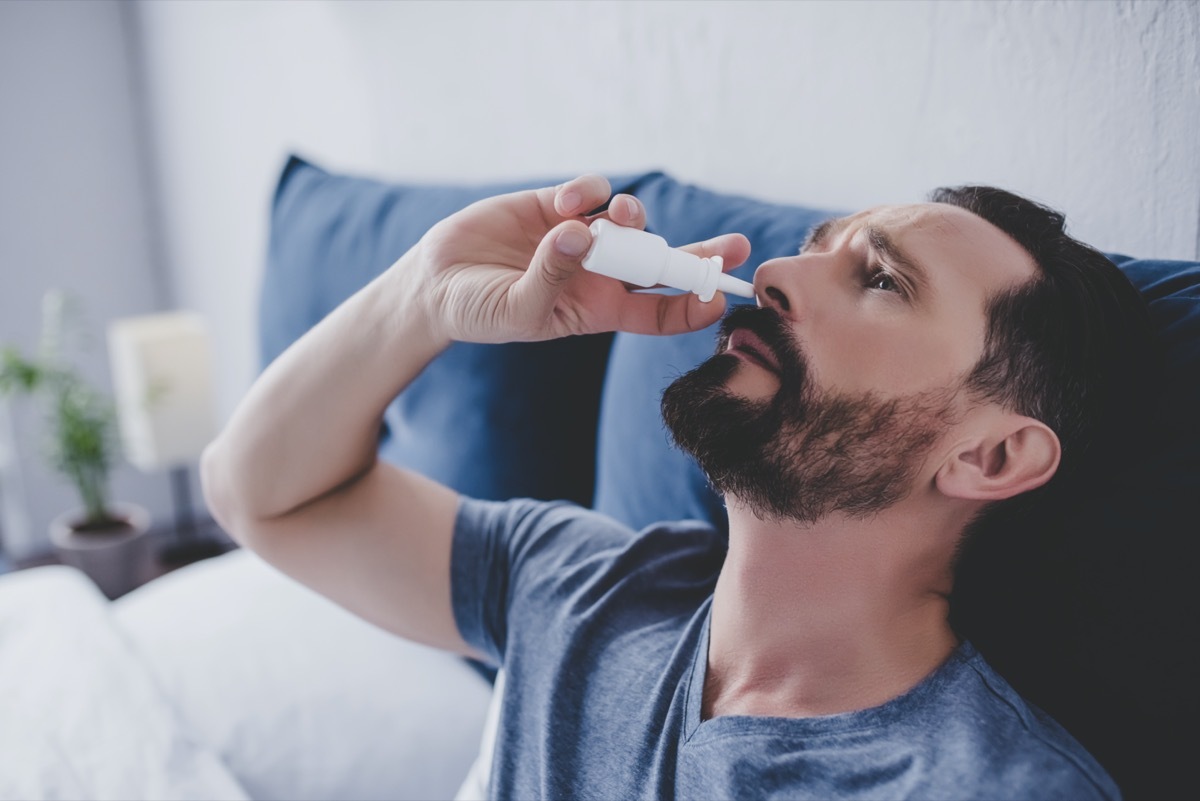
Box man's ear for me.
[936,416,1061,501]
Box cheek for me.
[807,319,978,395]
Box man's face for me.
[661,202,1039,523]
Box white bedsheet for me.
[0,565,249,801]
[110,549,492,801]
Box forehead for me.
[840,202,1039,299]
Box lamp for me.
[107,311,226,566]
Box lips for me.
[727,328,781,374]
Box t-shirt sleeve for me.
[450,496,637,666]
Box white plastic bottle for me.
[581,219,756,303]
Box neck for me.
[704,494,964,720]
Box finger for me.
[510,219,593,320]
[587,193,647,232]
[548,175,612,219]
[616,289,728,337]
[678,233,752,272]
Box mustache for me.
[715,305,806,385]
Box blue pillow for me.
[262,156,655,507]
[594,174,844,532]
[599,173,1200,799]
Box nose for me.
[753,257,798,316]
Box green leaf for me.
[0,347,45,394]
[2,291,120,517]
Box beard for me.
[661,305,960,524]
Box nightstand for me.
[8,517,238,599]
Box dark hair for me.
[930,186,1158,493]
[932,189,1166,796]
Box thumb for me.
[510,220,592,316]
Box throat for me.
[702,513,959,720]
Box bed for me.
[3,158,1197,800]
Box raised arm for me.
[200,175,750,656]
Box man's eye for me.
[866,269,902,294]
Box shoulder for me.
[934,644,1122,800]
[456,498,724,651]
[456,495,626,538]
[455,496,636,561]
[456,496,724,575]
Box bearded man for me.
[202,174,1151,800]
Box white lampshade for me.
[107,312,217,472]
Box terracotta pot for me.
[48,501,152,600]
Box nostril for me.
[764,286,790,312]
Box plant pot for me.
[48,501,152,600]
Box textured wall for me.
[129,0,1200,422]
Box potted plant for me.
[0,290,150,598]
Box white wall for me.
[0,0,176,559]
[130,0,1200,428]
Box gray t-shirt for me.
[451,497,1120,800]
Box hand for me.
[402,175,752,344]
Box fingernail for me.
[559,191,581,214]
[621,196,640,217]
[556,229,589,257]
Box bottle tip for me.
[716,273,756,298]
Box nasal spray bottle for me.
[581,219,756,302]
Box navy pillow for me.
[594,174,844,531]
[262,156,653,507]
[600,174,1200,799]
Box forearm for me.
[202,252,448,523]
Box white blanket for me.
[0,565,249,801]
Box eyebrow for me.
[801,216,933,299]
[864,225,931,297]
